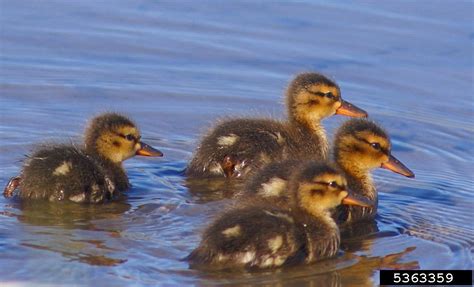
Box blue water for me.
[0,1,472,286]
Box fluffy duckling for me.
[186,163,371,270]
[3,113,163,203]
[186,72,367,179]
[241,119,414,224]
[332,119,414,224]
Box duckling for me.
[186,163,371,270]
[241,119,415,224]
[332,118,414,224]
[3,113,163,203]
[186,72,367,179]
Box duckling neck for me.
[86,149,130,192]
[336,159,376,201]
[289,115,324,134]
[86,147,114,164]
[289,118,329,158]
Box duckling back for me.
[187,204,339,270]
[19,145,117,203]
[186,119,290,178]
[186,119,330,179]
[240,159,300,201]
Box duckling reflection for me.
[4,113,163,203]
[187,163,371,270]
[186,72,367,179]
[339,245,419,286]
[190,238,418,286]
[240,119,415,225]
[3,198,131,266]
[11,199,131,229]
[185,177,244,202]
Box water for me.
[0,1,472,286]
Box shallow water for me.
[0,1,472,286]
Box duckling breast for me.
[286,123,329,161]
[332,175,378,224]
[295,212,341,263]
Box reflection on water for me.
[189,246,419,287]
[3,200,131,267]
[185,177,244,202]
[1,0,472,286]
[12,199,131,228]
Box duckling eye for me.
[328,181,337,188]
[125,134,135,141]
[324,92,335,99]
[371,142,381,150]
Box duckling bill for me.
[186,72,367,179]
[3,113,163,203]
[381,154,414,177]
[187,163,371,270]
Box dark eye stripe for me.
[308,91,326,97]
[353,136,389,155]
[117,133,138,142]
[308,91,340,101]
[313,181,346,190]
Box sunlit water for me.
[0,1,472,286]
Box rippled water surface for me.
[1,1,472,286]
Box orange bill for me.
[336,100,368,118]
[342,193,373,207]
[381,154,415,178]
[136,142,163,157]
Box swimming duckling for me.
[3,113,163,203]
[186,163,371,270]
[186,72,367,179]
[332,119,414,224]
[241,119,414,224]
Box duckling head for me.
[290,163,371,216]
[334,119,414,178]
[84,113,163,164]
[286,73,367,127]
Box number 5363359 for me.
[393,272,453,284]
